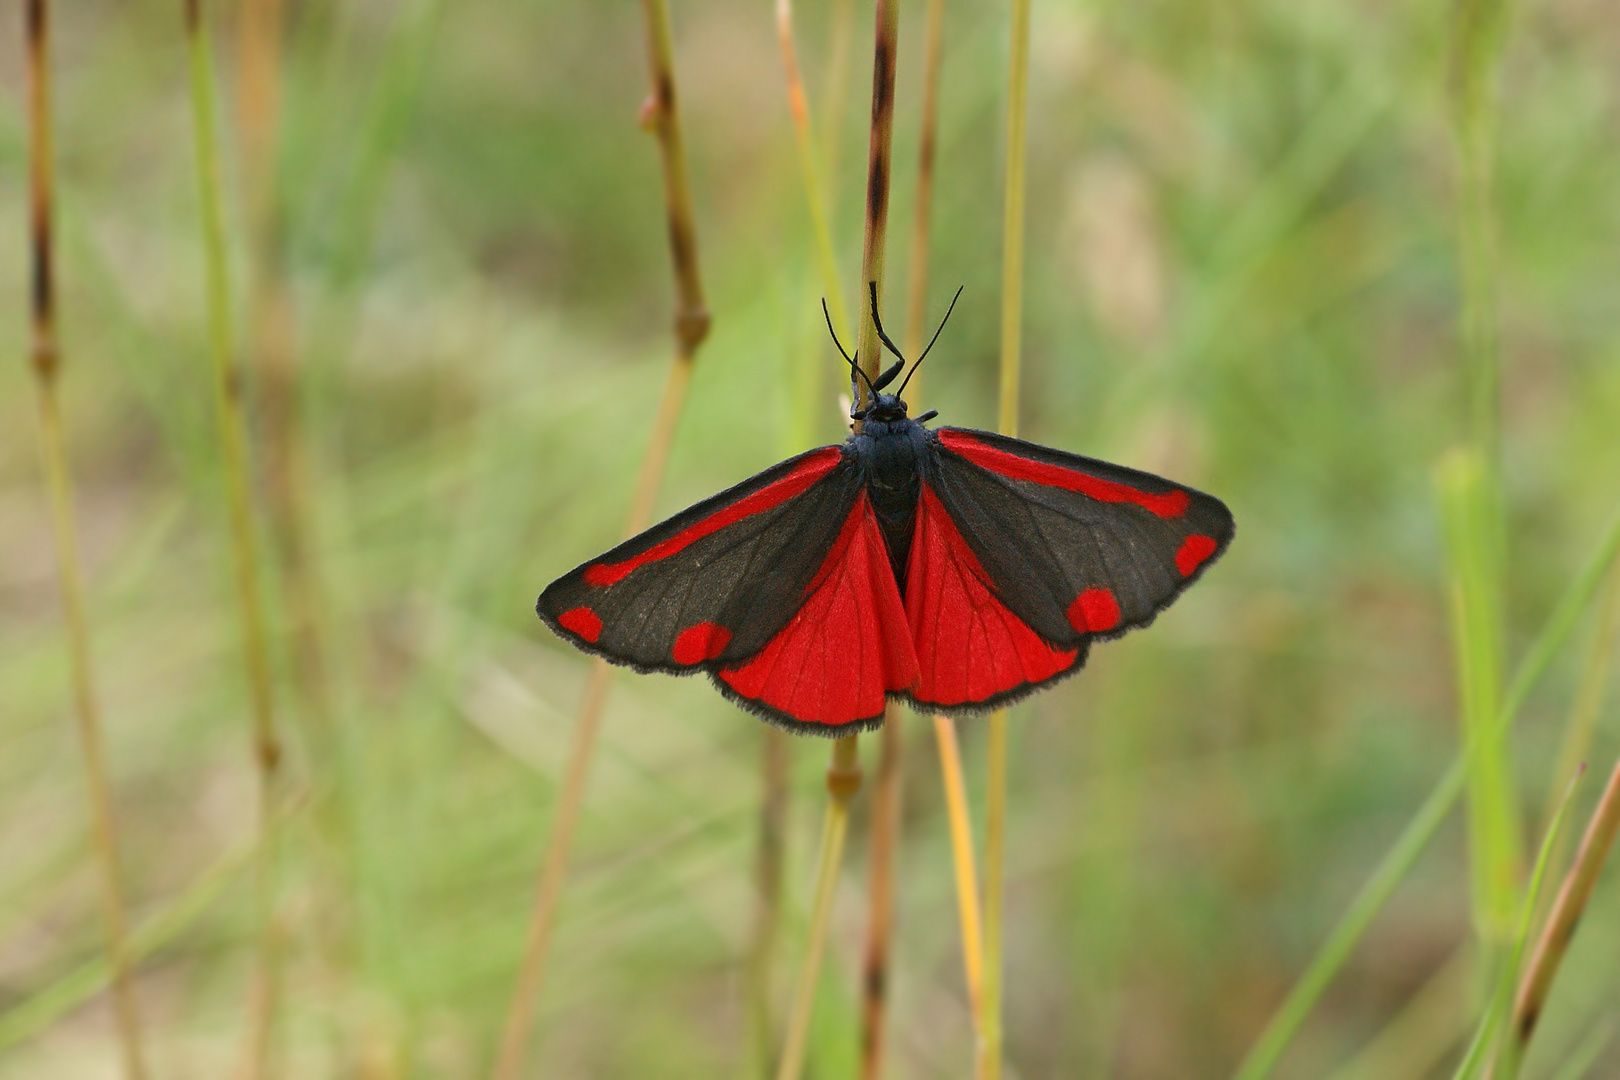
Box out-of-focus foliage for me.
[2,0,1619,1076]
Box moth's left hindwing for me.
[537,445,860,674]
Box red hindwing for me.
[717,493,919,729]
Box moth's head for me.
[853,392,908,424]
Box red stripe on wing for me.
[938,430,1189,518]
[905,486,1079,708]
[717,493,919,728]
[584,447,843,586]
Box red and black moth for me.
[538,287,1234,735]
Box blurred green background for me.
[3,0,1620,1076]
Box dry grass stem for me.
[239,0,336,762]
[982,1,1033,1075]
[859,704,904,1079]
[775,0,852,338]
[491,2,710,1074]
[934,715,985,1021]
[25,3,149,1075]
[776,736,863,1080]
[747,726,792,1075]
[1510,756,1620,1058]
[901,0,947,370]
[852,0,901,396]
[778,6,901,1074]
[184,1,285,1074]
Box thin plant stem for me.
[777,6,900,1076]
[859,703,904,1080]
[1542,570,1620,833]
[1508,756,1620,1067]
[777,737,863,1080]
[934,715,985,1022]
[775,0,852,339]
[821,0,857,212]
[25,3,148,1075]
[1233,761,1466,1080]
[1230,504,1620,1080]
[853,0,901,398]
[978,709,1010,1080]
[981,1,1032,1076]
[1451,770,1581,1080]
[492,358,700,1080]
[1440,449,1522,943]
[902,0,947,371]
[857,2,948,1067]
[239,0,336,778]
[491,2,710,1074]
[1449,0,1513,469]
[747,725,792,1076]
[184,3,285,1076]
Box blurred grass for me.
[4,0,1620,1078]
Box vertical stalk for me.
[1230,507,1620,1080]
[25,3,149,1077]
[934,716,985,1023]
[776,737,863,1080]
[490,2,710,1076]
[1508,756,1620,1069]
[902,0,947,370]
[774,0,852,338]
[184,2,284,1076]
[747,725,791,1076]
[859,3,947,1069]
[820,0,857,207]
[240,0,335,783]
[777,6,899,1078]
[859,704,903,1080]
[982,1,1032,1076]
[1449,0,1512,469]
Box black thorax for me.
[848,416,929,590]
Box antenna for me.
[823,298,874,396]
[894,285,964,399]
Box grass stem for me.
[1230,505,1620,1080]
[859,704,903,1080]
[184,2,285,1074]
[490,3,710,1074]
[981,2,1032,1075]
[852,0,900,397]
[1508,756,1620,1067]
[857,1,947,1067]
[933,716,985,1023]
[775,0,852,339]
[748,726,792,1076]
[777,737,862,1080]
[25,5,149,1075]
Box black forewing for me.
[926,427,1234,648]
[537,445,861,674]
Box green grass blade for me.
[1231,504,1620,1080]
[1439,448,1522,942]
[1449,768,1583,1080]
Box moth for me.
[538,286,1234,734]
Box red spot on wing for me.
[939,430,1189,518]
[672,622,731,665]
[905,487,1078,708]
[718,494,918,727]
[558,606,603,643]
[584,448,842,587]
[1067,588,1120,633]
[1176,534,1218,576]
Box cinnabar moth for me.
[538,287,1234,735]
